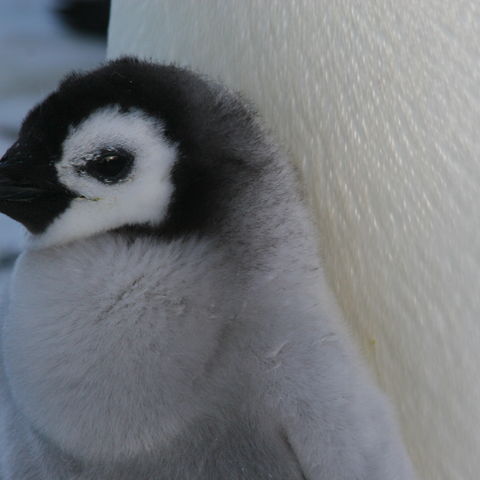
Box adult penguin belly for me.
[107,1,480,479]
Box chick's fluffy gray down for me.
[0,59,415,479]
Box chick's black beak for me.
[0,151,54,201]
[0,174,52,203]
[0,147,73,233]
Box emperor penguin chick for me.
[0,58,415,479]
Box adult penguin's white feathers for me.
[0,58,414,479]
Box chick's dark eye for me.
[85,150,134,184]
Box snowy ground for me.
[0,0,106,286]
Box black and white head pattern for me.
[0,57,262,247]
[49,106,176,246]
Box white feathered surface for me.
[107,1,480,479]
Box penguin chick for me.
[0,58,415,479]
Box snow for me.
[0,0,106,285]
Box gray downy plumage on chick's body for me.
[0,58,415,479]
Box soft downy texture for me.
[108,1,480,478]
[2,166,411,478]
[0,60,413,478]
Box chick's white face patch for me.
[33,106,177,247]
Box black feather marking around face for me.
[1,57,264,237]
